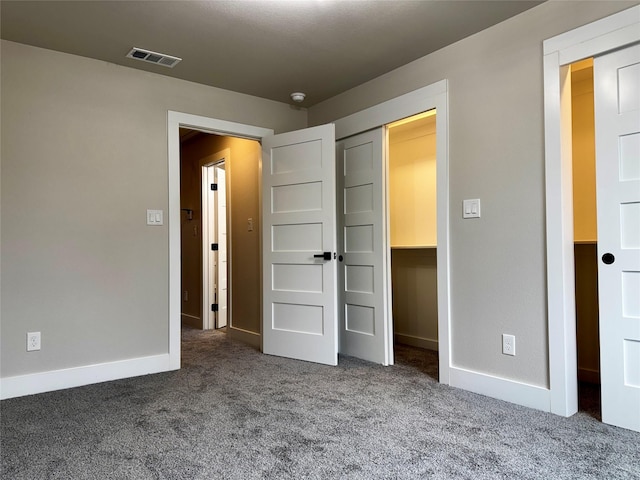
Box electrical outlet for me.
[27,332,41,352]
[183,290,189,302]
[502,334,515,356]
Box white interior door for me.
[216,165,228,329]
[594,44,640,432]
[262,124,338,365]
[205,165,217,330]
[336,128,391,365]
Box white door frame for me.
[334,79,451,383]
[168,111,273,369]
[543,5,640,416]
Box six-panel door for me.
[595,44,640,432]
[262,124,338,365]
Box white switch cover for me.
[147,209,163,226]
[463,199,481,219]
[247,218,254,232]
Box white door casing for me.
[594,44,640,432]
[543,5,640,417]
[216,165,228,329]
[169,112,273,369]
[337,128,392,365]
[262,124,338,365]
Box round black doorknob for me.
[602,253,615,265]
[338,255,344,262]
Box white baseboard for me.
[0,354,174,400]
[449,366,551,412]
[395,333,438,351]
[227,326,260,349]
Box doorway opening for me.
[179,129,262,346]
[569,58,601,418]
[387,110,439,380]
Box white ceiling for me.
[0,0,543,107]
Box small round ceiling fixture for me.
[290,92,306,103]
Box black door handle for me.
[314,252,332,261]
[602,253,615,265]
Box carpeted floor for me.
[1,327,638,479]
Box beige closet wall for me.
[571,60,597,243]
[389,117,437,247]
[571,61,600,383]
[389,116,438,350]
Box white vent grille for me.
[126,48,181,68]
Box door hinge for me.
[211,183,218,191]
[211,243,219,251]
[211,303,218,312]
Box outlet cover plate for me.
[502,334,515,356]
[27,332,41,351]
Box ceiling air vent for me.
[126,47,181,68]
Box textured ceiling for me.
[1,0,543,107]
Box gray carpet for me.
[1,327,639,479]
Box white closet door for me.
[262,124,338,365]
[595,44,640,432]
[337,128,392,365]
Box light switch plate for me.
[147,209,163,226]
[463,199,481,219]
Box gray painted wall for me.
[309,1,637,388]
[2,0,636,390]
[0,40,306,378]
